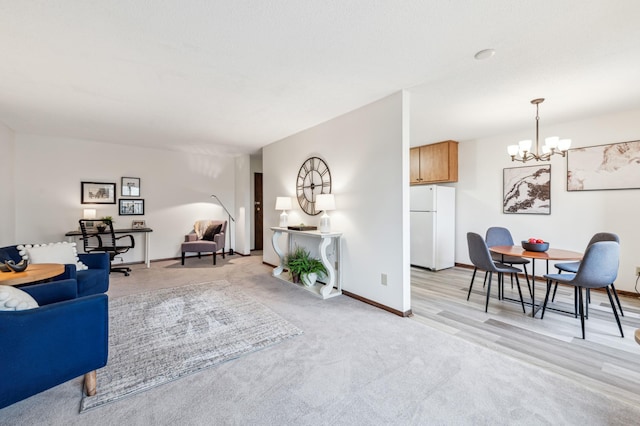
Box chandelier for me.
[507,98,571,162]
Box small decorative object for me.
[522,239,550,252]
[296,156,332,215]
[275,197,292,227]
[315,193,335,233]
[132,220,146,229]
[0,263,11,273]
[121,177,141,197]
[287,225,317,231]
[5,259,29,272]
[119,199,145,215]
[81,182,116,204]
[285,246,327,286]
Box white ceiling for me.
[1,1,640,155]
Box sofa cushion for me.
[0,285,39,311]
[203,224,222,241]
[76,269,109,297]
[17,242,88,271]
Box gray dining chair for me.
[485,227,532,297]
[552,232,623,317]
[466,232,526,313]
[542,241,623,339]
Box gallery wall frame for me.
[119,199,145,216]
[81,182,116,204]
[567,140,640,191]
[131,220,146,229]
[121,177,141,197]
[503,164,551,215]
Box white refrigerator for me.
[410,185,455,270]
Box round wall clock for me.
[296,156,332,216]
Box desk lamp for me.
[315,194,335,233]
[275,197,292,227]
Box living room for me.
[2,1,640,423]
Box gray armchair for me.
[181,220,227,265]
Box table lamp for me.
[315,194,335,233]
[83,209,97,219]
[275,197,292,227]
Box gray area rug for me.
[80,280,303,412]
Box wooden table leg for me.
[84,370,97,396]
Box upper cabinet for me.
[410,140,458,185]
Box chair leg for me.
[514,273,525,313]
[541,279,553,319]
[573,287,578,318]
[551,282,559,302]
[222,250,225,259]
[606,286,625,338]
[181,252,185,265]
[84,371,97,396]
[485,272,493,313]
[585,289,590,320]
[213,252,217,265]
[482,271,488,288]
[467,267,478,301]
[198,252,201,259]
[611,283,624,316]
[578,286,586,339]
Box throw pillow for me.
[17,242,88,271]
[0,285,39,311]
[203,224,222,241]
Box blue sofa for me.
[0,245,110,297]
[0,280,109,409]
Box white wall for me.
[14,134,237,262]
[456,108,640,292]
[0,121,16,246]
[263,92,411,313]
[234,154,251,255]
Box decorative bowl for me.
[521,241,549,252]
[5,259,29,272]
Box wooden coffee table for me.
[0,263,65,286]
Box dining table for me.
[489,245,583,317]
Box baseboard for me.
[342,290,412,317]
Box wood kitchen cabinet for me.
[410,140,458,184]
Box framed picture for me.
[503,165,551,215]
[121,177,141,197]
[81,182,116,204]
[119,199,145,215]
[131,220,146,229]
[567,140,640,191]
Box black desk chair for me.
[79,219,134,276]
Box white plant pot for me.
[301,272,318,287]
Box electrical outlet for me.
[636,266,640,276]
[381,273,387,286]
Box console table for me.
[65,228,153,268]
[270,227,342,299]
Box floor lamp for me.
[210,194,235,255]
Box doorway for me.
[254,173,263,250]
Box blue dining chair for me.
[485,227,532,297]
[552,232,623,317]
[542,241,622,339]
[466,232,526,313]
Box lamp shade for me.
[83,208,97,219]
[275,197,292,211]
[315,194,335,211]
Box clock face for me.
[296,157,332,216]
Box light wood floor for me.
[411,266,640,407]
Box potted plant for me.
[285,246,327,287]
[97,216,114,232]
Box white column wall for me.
[234,154,251,255]
[14,134,236,263]
[0,121,16,246]
[263,92,410,313]
[456,108,640,292]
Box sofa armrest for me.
[79,252,110,270]
[20,279,78,305]
[214,232,225,249]
[0,294,108,409]
[185,233,198,242]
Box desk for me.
[65,228,153,268]
[270,227,342,299]
[490,245,582,317]
[0,263,65,286]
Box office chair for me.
[79,219,134,276]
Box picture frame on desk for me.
[131,220,146,229]
[81,182,116,204]
[119,199,144,215]
[121,177,141,197]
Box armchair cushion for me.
[0,285,39,311]
[203,223,222,241]
[17,242,88,271]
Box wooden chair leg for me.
[84,370,97,396]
